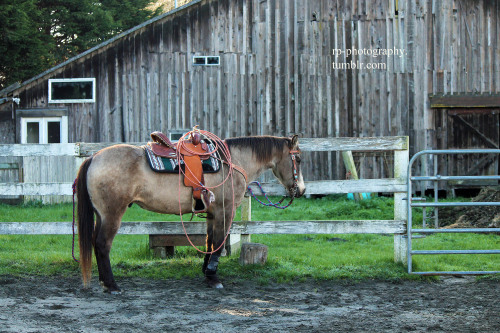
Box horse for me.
[76,134,306,293]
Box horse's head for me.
[272,135,306,198]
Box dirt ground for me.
[440,187,500,229]
[0,275,499,332]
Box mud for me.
[0,275,499,332]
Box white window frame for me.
[20,116,68,144]
[192,56,220,66]
[48,78,96,103]
[168,129,190,141]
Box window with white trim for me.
[48,78,96,103]
[168,129,190,141]
[192,56,220,66]
[20,117,68,144]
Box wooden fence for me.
[0,137,409,263]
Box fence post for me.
[342,151,363,201]
[393,146,409,264]
[240,195,252,244]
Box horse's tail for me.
[76,156,94,288]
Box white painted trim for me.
[192,55,220,66]
[20,118,42,144]
[48,78,96,103]
[20,116,68,144]
[60,116,68,143]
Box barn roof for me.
[0,0,201,98]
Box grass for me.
[0,195,498,283]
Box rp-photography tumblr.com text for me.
[332,47,407,70]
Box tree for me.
[0,0,52,89]
[0,0,160,89]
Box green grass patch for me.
[0,195,498,282]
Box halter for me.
[248,148,301,209]
[289,149,300,197]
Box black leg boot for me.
[205,254,223,289]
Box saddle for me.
[146,131,217,214]
[148,131,212,160]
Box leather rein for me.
[247,149,301,209]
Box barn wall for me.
[8,0,500,182]
[0,102,16,143]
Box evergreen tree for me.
[0,0,160,89]
[0,0,52,89]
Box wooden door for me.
[445,109,499,188]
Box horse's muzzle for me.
[290,186,306,198]
[297,187,306,197]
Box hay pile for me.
[439,187,500,229]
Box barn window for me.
[20,117,68,144]
[193,56,220,66]
[48,78,96,103]
[168,129,190,141]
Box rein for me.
[247,149,300,209]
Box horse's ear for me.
[289,134,299,149]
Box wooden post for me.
[240,195,252,244]
[239,243,268,265]
[393,146,409,264]
[342,151,363,201]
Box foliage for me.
[0,0,51,88]
[0,0,161,89]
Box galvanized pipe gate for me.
[407,149,500,275]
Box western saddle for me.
[147,130,215,214]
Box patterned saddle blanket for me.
[144,142,220,173]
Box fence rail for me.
[0,178,407,197]
[0,136,408,157]
[0,220,406,235]
[0,137,409,263]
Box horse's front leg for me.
[204,212,231,289]
[202,221,213,276]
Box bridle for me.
[289,149,301,198]
[247,148,301,209]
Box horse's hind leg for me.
[93,214,122,294]
[93,214,105,284]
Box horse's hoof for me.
[213,282,224,289]
[207,281,224,289]
[102,284,122,294]
[206,278,224,289]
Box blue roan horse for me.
[76,134,305,293]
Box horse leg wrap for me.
[202,254,210,274]
[205,254,220,276]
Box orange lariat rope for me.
[176,128,237,254]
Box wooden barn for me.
[0,0,499,201]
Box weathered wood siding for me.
[22,156,76,204]
[8,0,500,182]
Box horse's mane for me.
[225,136,290,163]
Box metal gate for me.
[407,149,500,275]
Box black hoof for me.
[101,281,122,294]
[205,274,223,289]
[206,278,224,289]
